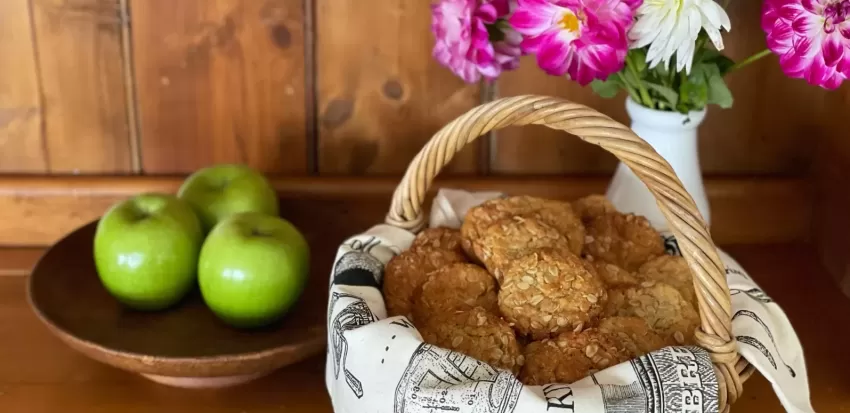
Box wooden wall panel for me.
[316,0,481,176]
[0,1,47,173]
[133,0,307,175]
[30,0,133,173]
[493,1,825,175]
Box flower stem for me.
[728,49,772,73]
[625,54,653,108]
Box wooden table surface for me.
[0,198,847,412]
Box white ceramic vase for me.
[606,98,710,232]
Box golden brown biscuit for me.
[382,246,466,319]
[584,255,640,288]
[599,316,667,355]
[413,263,497,324]
[411,227,467,258]
[499,248,607,339]
[638,255,697,307]
[584,212,664,271]
[472,216,572,279]
[572,195,616,224]
[419,307,524,375]
[520,329,634,385]
[604,281,699,345]
[461,196,585,257]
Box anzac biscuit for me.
[461,196,585,258]
[519,329,634,385]
[498,248,607,339]
[584,212,664,271]
[472,216,571,279]
[411,227,467,258]
[584,255,640,288]
[382,246,466,319]
[572,195,616,224]
[419,307,524,375]
[638,255,698,307]
[604,281,699,345]
[413,263,498,324]
[599,316,667,355]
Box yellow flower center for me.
[560,11,580,33]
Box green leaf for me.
[678,70,708,113]
[629,49,648,74]
[703,64,734,108]
[701,50,736,76]
[591,77,622,99]
[644,82,678,108]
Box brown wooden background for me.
[1,0,847,178]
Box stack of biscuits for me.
[382,195,701,385]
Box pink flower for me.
[431,0,523,83]
[509,0,639,85]
[762,0,850,90]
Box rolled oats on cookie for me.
[413,263,498,324]
[572,195,616,224]
[584,212,664,271]
[418,307,524,375]
[382,245,465,319]
[599,316,667,355]
[411,227,467,258]
[638,255,698,307]
[472,216,571,279]
[499,248,607,340]
[584,255,640,288]
[604,281,699,345]
[519,329,634,385]
[461,196,585,258]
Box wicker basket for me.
[382,95,754,412]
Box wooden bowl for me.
[27,220,327,389]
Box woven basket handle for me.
[384,95,747,411]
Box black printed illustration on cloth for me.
[730,288,772,303]
[630,346,718,413]
[393,343,522,413]
[662,235,682,257]
[332,236,388,289]
[734,310,795,377]
[328,292,378,399]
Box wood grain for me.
[812,83,850,298]
[315,0,481,175]
[30,0,133,173]
[0,244,847,412]
[493,4,826,175]
[0,175,810,247]
[0,0,47,173]
[132,0,308,174]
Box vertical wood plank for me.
[0,0,47,173]
[30,0,133,173]
[133,0,308,175]
[316,0,481,176]
[493,2,825,175]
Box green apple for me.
[177,164,279,232]
[198,212,309,328]
[93,193,203,311]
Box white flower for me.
[629,0,731,73]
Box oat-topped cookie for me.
[382,245,465,319]
[418,307,524,375]
[411,227,467,258]
[604,281,700,345]
[584,212,664,271]
[638,255,698,307]
[520,329,634,385]
[571,195,616,224]
[584,255,640,288]
[413,263,497,325]
[461,195,585,258]
[598,316,667,355]
[498,248,607,340]
[471,215,571,279]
